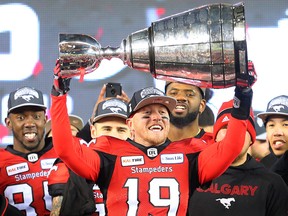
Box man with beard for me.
[165,82,213,142]
[165,60,256,143]
[0,86,57,215]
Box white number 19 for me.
[124,178,180,216]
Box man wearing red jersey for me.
[50,61,253,215]
[48,98,130,216]
[165,82,214,147]
[0,86,57,216]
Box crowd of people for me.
[0,60,288,216]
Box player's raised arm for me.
[50,60,101,181]
[198,86,253,184]
[197,61,256,184]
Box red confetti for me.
[156,8,166,17]
[32,61,43,77]
[95,27,104,41]
[0,124,9,140]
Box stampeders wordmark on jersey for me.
[0,146,57,216]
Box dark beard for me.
[170,111,198,129]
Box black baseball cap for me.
[127,87,176,117]
[257,95,288,123]
[92,98,127,124]
[8,86,46,114]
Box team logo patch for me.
[140,87,164,98]
[216,197,235,209]
[41,158,56,170]
[147,148,158,157]
[161,153,184,164]
[14,87,40,102]
[27,153,38,162]
[6,162,29,176]
[121,156,144,166]
[102,99,127,113]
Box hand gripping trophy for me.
[58,2,254,88]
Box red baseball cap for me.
[213,99,256,143]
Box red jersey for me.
[51,94,248,216]
[48,139,105,216]
[0,141,57,216]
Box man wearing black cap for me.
[0,86,58,215]
[189,99,288,216]
[48,98,130,216]
[256,95,288,168]
[50,58,254,215]
[258,95,288,184]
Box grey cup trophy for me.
[59,2,250,88]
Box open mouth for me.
[175,105,186,110]
[174,104,187,113]
[149,125,163,131]
[272,140,286,149]
[24,132,37,141]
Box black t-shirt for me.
[188,155,288,216]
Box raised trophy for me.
[58,2,250,88]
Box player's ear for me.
[126,118,133,129]
[90,124,97,139]
[5,117,12,129]
[199,99,206,114]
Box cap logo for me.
[272,105,285,112]
[268,96,288,110]
[14,87,39,102]
[140,87,164,99]
[102,99,127,113]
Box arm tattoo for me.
[50,196,63,216]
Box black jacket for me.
[0,195,23,216]
[189,154,288,216]
[271,150,288,186]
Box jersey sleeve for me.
[197,117,247,184]
[48,161,69,197]
[51,94,101,182]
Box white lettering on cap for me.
[140,87,164,99]
[14,87,39,102]
[102,99,127,112]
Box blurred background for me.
[0,0,287,145]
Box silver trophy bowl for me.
[59,2,250,88]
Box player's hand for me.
[116,89,129,103]
[247,60,257,87]
[231,86,253,120]
[51,59,71,96]
[90,84,130,120]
